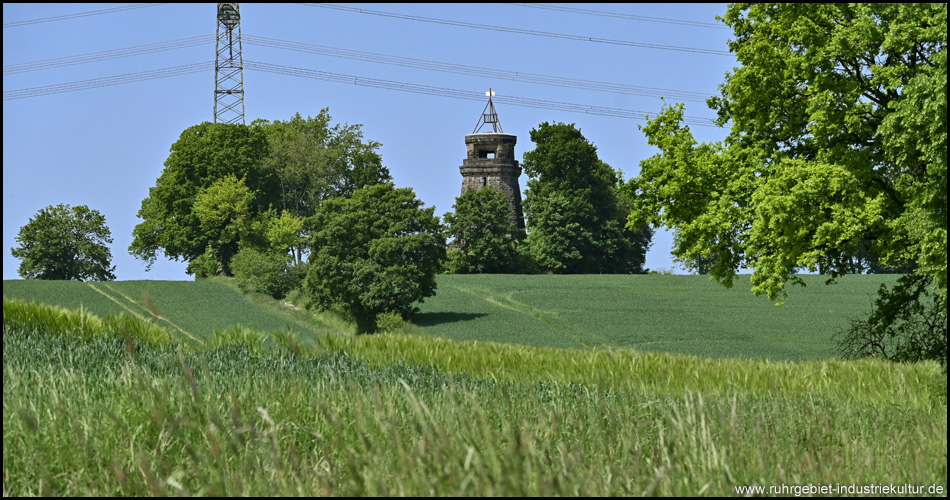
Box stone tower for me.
[459,91,525,230]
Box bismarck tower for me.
[459,90,525,230]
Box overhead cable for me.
[4,60,716,126]
[5,33,719,103]
[244,35,713,103]
[3,35,213,75]
[3,4,165,28]
[2,62,211,101]
[506,3,728,29]
[243,60,717,127]
[302,4,732,56]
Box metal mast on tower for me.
[472,88,503,133]
[214,3,245,124]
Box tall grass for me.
[325,331,946,410]
[3,298,947,496]
[2,296,176,349]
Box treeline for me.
[123,111,651,331]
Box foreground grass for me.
[3,299,947,496]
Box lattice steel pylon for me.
[214,3,245,124]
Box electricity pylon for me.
[214,3,245,124]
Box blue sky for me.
[3,3,737,281]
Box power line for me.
[2,4,166,28]
[4,58,716,126]
[2,62,211,101]
[244,35,714,103]
[5,33,719,103]
[3,35,213,75]
[302,4,733,56]
[506,3,728,29]
[243,60,717,127]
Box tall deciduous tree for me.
[12,204,116,281]
[129,122,276,275]
[629,3,946,302]
[252,110,392,264]
[304,183,445,333]
[444,186,524,274]
[523,122,651,274]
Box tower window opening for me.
[482,177,487,187]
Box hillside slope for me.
[413,274,899,361]
[2,278,324,343]
[4,274,898,361]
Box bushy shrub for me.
[189,247,222,279]
[374,311,406,333]
[444,186,525,274]
[231,247,305,300]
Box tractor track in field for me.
[86,283,203,344]
[444,282,618,350]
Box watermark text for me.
[734,483,945,496]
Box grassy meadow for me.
[414,274,901,361]
[3,275,947,496]
[2,278,328,345]
[4,273,900,361]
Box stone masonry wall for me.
[460,134,525,229]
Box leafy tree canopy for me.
[130,111,392,275]
[523,122,651,274]
[129,122,275,274]
[252,110,392,264]
[444,186,524,274]
[304,183,445,333]
[628,3,947,303]
[12,204,116,281]
[192,174,259,276]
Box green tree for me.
[266,210,306,257]
[444,186,524,274]
[630,3,946,300]
[130,122,277,275]
[671,229,715,275]
[252,110,392,264]
[304,183,445,333]
[12,204,116,281]
[835,239,916,275]
[627,4,946,362]
[523,122,651,274]
[191,174,258,276]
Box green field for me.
[3,275,945,496]
[1,278,325,345]
[3,298,946,496]
[4,274,898,362]
[415,274,899,361]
